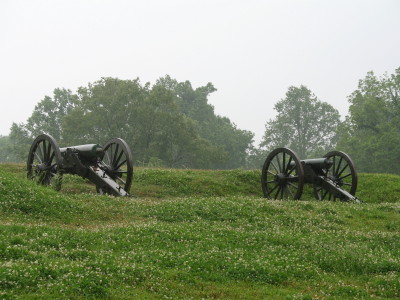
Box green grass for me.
[1,164,400,299]
[4,163,400,202]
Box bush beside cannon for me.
[261,148,359,202]
[27,134,133,196]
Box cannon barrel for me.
[302,158,332,169]
[60,144,104,160]
[289,158,333,170]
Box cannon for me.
[27,134,133,196]
[261,148,359,202]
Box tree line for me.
[3,68,400,173]
[6,76,253,169]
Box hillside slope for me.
[0,164,400,299]
[3,163,400,203]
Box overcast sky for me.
[1,0,399,144]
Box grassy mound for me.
[1,164,400,298]
[3,163,400,203]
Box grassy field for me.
[1,164,400,299]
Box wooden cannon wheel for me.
[261,147,304,200]
[313,151,358,201]
[97,138,133,195]
[27,134,63,190]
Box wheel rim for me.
[27,134,62,188]
[100,138,133,194]
[261,148,304,200]
[313,151,357,201]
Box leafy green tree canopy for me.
[155,75,254,169]
[9,76,253,169]
[26,88,77,141]
[0,135,19,162]
[261,85,340,158]
[337,67,400,173]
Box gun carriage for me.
[261,148,358,202]
[27,134,133,196]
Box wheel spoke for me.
[38,142,44,162]
[284,157,292,174]
[41,141,47,161]
[112,144,120,165]
[43,140,50,161]
[104,151,111,166]
[116,159,127,170]
[49,151,55,165]
[287,185,295,198]
[115,150,124,167]
[34,152,42,164]
[335,157,343,176]
[46,141,51,162]
[274,185,282,199]
[49,162,58,169]
[270,161,279,173]
[287,164,296,175]
[337,164,348,177]
[276,155,282,173]
[340,173,352,180]
[109,144,114,165]
[267,183,280,196]
[38,172,46,184]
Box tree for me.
[6,88,77,162]
[261,85,340,158]
[62,77,225,168]
[155,75,254,169]
[0,135,19,162]
[26,88,77,141]
[9,76,255,169]
[62,77,147,146]
[200,116,254,169]
[337,68,400,173]
[8,123,32,161]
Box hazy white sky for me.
[1,0,399,144]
